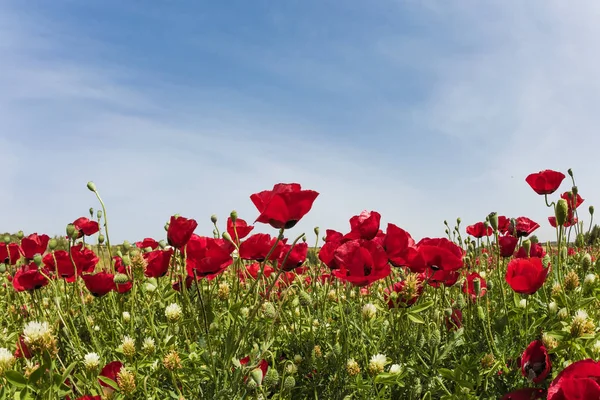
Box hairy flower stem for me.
[90,187,114,273]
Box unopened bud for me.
[89,208,94,218]
[66,224,76,238]
[48,239,58,250]
[555,199,569,227]
[116,250,123,258]
[33,254,43,267]
[302,236,307,243]
[164,223,169,232]
[210,214,218,224]
[473,278,481,296]
[86,181,97,192]
[121,255,131,266]
[222,232,234,244]
[2,235,9,244]
[113,273,129,284]
[16,231,24,240]
[98,234,105,244]
[250,368,264,385]
[158,240,167,249]
[477,306,485,320]
[522,240,531,256]
[590,206,595,215]
[96,210,103,219]
[488,212,498,231]
[122,241,132,251]
[229,210,238,223]
[456,217,461,225]
[567,168,573,177]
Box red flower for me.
[332,239,391,286]
[239,356,269,384]
[408,238,464,274]
[343,211,381,241]
[99,361,123,387]
[383,223,418,268]
[278,242,308,271]
[82,272,115,297]
[445,308,462,330]
[466,222,493,238]
[0,243,21,265]
[14,335,32,359]
[135,238,159,250]
[143,249,173,278]
[498,235,519,257]
[227,217,254,243]
[184,235,233,278]
[462,272,487,301]
[241,262,274,280]
[75,396,102,400]
[515,243,546,259]
[514,217,540,238]
[167,215,198,248]
[501,388,546,400]
[12,264,50,292]
[318,230,344,270]
[239,233,284,262]
[250,183,319,229]
[547,359,600,399]
[505,257,548,294]
[424,268,460,288]
[44,245,98,281]
[498,216,511,235]
[525,170,565,195]
[521,340,551,383]
[548,216,578,228]
[20,233,50,260]
[73,217,100,237]
[384,275,424,308]
[561,191,584,210]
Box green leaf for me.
[98,376,119,391]
[27,366,45,386]
[5,371,28,389]
[410,300,434,314]
[407,312,425,324]
[60,362,77,385]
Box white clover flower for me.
[573,310,588,323]
[122,311,131,323]
[83,352,100,370]
[23,321,51,345]
[548,301,557,314]
[0,347,15,374]
[369,354,387,374]
[519,299,527,308]
[142,337,155,353]
[165,303,182,322]
[361,303,377,320]
[585,274,596,285]
[145,282,157,292]
[389,364,402,374]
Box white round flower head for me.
[165,303,182,322]
[548,301,557,314]
[574,309,589,322]
[389,364,402,374]
[83,352,100,370]
[361,303,377,320]
[519,299,527,308]
[122,311,131,323]
[585,274,596,285]
[369,354,387,374]
[0,347,15,374]
[594,340,600,354]
[23,321,51,345]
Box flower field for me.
[1,170,599,399]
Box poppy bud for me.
[158,240,167,249]
[96,210,103,219]
[86,181,97,192]
[222,232,235,246]
[314,227,320,237]
[456,218,461,225]
[33,254,43,267]
[66,224,76,238]
[2,235,9,243]
[250,368,263,385]
[89,208,94,218]
[229,210,238,224]
[164,223,169,232]
[555,199,569,226]
[122,241,132,251]
[590,206,595,215]
[444,308,453,317]
[98,234,105,244]
[488,212,498,231]
[568,168,573,177]
[0,264,5,273]
[122,255,131,267]
[522,240,531,256]
[572,185,578,196]
[486,280,493,291]
[48,239,58,250]
[576,233,585,248]
[302,236,307,243]
[444,220,448,226]
[116,250,123,258]
[113,273,129,284]
[456,294,466,309]
[210,214,218,224]
[477,306,485,320]
[582,253,592,271]
[473,278,481,296]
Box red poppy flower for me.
[241,262,274,281]
[498,235,519,257]
[184,235,233,278]
[514,217,540,238]
[250,183,319,229]
[466,222,493,238]
[20,233,50,260]
[525,170,565,195]
[343,211,381,241]
[425,268,460,288]
[501,388,546,400]
[547,359,600,399]
[135,238,159,250]
[462,272,487,301]
[278,242,308,271]
[143,249,173,278]
[14,335,32,359]
[239,233,285,262]
[73,217,100,238]
[172,275,194,291]
[515,243,546,259]
[318,230,344,270]
[44,244,98,282]
[383,223,418,268]
[332,239,391,286]
[521,340,551,383]
[408,238,464,274]
[0,243,21,265]
[445,308,462,330]
[505,257,548,294]
[75,396,102,400]
[99,361,123,387]
[239,356,269,384]
[548,216,578,228]
[166,215,198,248]
[227,217,254,243]
[12,264,50,292]
[82,272,115,297]
[498,216,511,235]
[561,191,584,210]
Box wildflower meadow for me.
[1,169,600,399]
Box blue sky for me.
[1,0,599,244]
